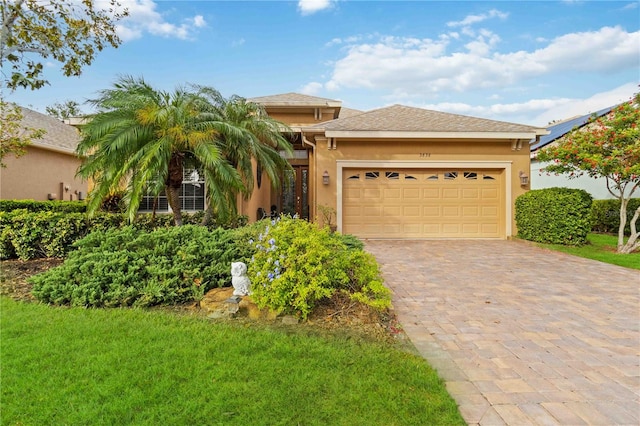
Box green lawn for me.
[537,233,640,270]
[0,297,464,426]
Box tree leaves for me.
[1,0,127,91]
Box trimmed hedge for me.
[0,210,247,260]
[0,200,87,213]
[515,187,593,245]
[30,226,248,308]
[591,198,640,234]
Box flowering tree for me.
[536,92,640,254]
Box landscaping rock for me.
[200,288,277,321]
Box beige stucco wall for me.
[0,146,87,201]
[311,138,530,236]
[239,164,273,221]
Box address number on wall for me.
[419,153,431,157]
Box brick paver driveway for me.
[365,240,639,426]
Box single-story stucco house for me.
[236,93,548,239]
[0,106,87,202]
[4,94,549,240]
[530,105,616,200]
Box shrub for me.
[0,200,86,213]
[515,187,593,245]
[590,198,640,234]
[335,233,365,251]
[0,210,237,260]
[247,216,390,319]
[30,226,247,308]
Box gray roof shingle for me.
[248,92,341,107]
[19,106,81,153]
[313,104,544,134]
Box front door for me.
[282,166,309,219]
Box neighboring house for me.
[1,106,87,201]
[529,106,616,200]
[237,93,547,239]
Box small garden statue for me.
[231,262,251,296]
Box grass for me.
[536,233,640,270]
[0,297,465,426]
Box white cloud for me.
[298,0,334,16]
[622,2,638,10]
[300,82,324,95]
[116,0,207,41]
[411,82,637,126]
[531,82,637,126]
[446,9,509,28]
[321,26,639,97]
[192,15,206,28]
[232,38,245,47]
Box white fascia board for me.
[324,130,543,139]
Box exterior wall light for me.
[519,171,529,186]
[323,170,330,185]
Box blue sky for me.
[6,0,640,127]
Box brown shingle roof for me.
[248,92,341,107]
[314,104,543,133]
[338,107,365,119]
[20,106,81,153]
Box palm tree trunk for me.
[166,153,184,226]
[201,202,213,226]
[166,186,183,226]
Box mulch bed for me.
[1,259,412,347]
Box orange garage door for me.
[342,169,505,238]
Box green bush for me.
[335,233,365,251]
[30,226,247,308]
[515,187,593,245]
[1,211,89,259]
[590,198,640,234]
[247,216,390,319]
[0,200,87,213]
[0,210,238,260]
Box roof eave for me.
[324,130,548,139]
[254,101,342,108]
[31,141,77,155]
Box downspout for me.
[302,133,317,222]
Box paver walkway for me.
[365,240,639,425]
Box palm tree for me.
[196,88,293,224]
[77,76,291,226]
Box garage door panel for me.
[481,223,499,234]
[382,205,401,216]
[344,188,362,201]
[403,188,421,199]
[343,168,504,238]
[384,188,401,199]
[363,188,382,199]
[402,205,421,217]
[422,206,440,217]
[442,206,460,217]
[442,223,460,234]
[482,205,498,216]
[462,206,479,217]
[462,188,480,199]
[462,223,479,234]
[423,188,439,198]
[442,188,459,198]
[481,188,499,199]
[362,206,382,217]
